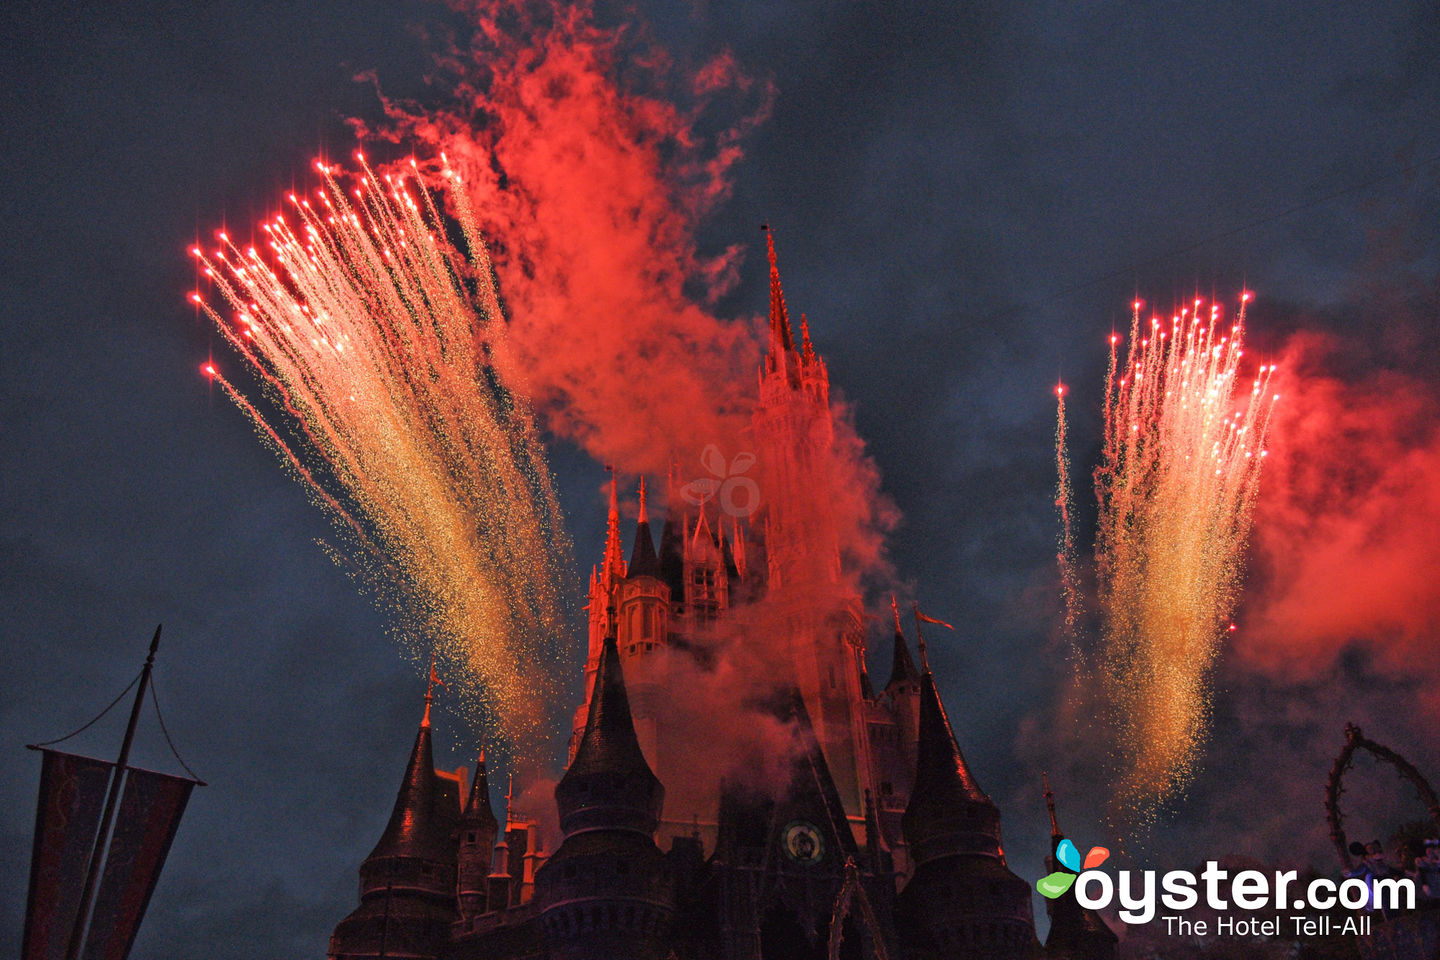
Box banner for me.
[81,766,194,960]
[22,751,113,960]
[22,751,195,960]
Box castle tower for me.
[866,599,923,877]
[329,682,460,960]
[680,508,732,628]
[573,472,627,760]
[1042,776,1118,960]
[751,225,837,591]
[485,780,514,914]
[617,479,671,781]
[749,225,871,832]
[456,750,498,920]
[535,633,674,960]
[896,665,1037,958]
[619,478,669,659]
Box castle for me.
[327,231,1117,959]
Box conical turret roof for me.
[366,716,451,863]
[884,597,919,692]
[463,750,498,830]
[554,633,663,836]
[901,669,1002,866]
[627,479,662,580]
[885,626,920,693]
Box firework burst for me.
[191,153,571,757]
[1061,295,1278,814]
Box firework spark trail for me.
[1054,382,1084,654]
[192,154,571,757]
[1068,295,1278,814]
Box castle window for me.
[880,781,893,796]
[467,831,476,843]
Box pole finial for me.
[1043,771,1062,837]
[912,604,928,673]
[423,653,445,727]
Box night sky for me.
[3,2,1438,957]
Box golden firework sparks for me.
[192,153,571,758]
[1062,294,1278,814]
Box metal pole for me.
[64,624,162,960]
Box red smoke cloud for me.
[359,0,773,477]
[360,0,895,587]
[1239,330,1440,708]
[353,1,899,806]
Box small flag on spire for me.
[915,609,955,631]
[423,653,447,727]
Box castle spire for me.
[800,312,817,364]
[762,224,796,358]
[601,466,626,587]
[466,747,497,825]
[554,632,664,836]
[457,745,499,918]
[627,478,661,579]
[422,653,441,728]
[1044,771,1062,839]
[885,596,920,692]
[538,632,672,958]
[364,681,449,864]
[1039,774,1119,957]
[901,663,998,869]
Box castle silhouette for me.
[327,231,1116,960]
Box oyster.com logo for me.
[680,445,760,518]
[1037,838,1111,899]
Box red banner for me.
[22,751,113,960]
[81,766,194,960]
[23,751,195,960]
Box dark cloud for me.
[3,1,1439,956]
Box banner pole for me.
[63,624,162,960]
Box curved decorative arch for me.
[827,857,890,960]
[1324,722,1440,868]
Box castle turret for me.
[1042,775,1118,960]
[884,597,922,748]
[897,663,1037,958]
[618,478,671,796]
[573,472,629,760]
[619,478,668,656]
[485,778,514,913]
[329,680,459,960]
[536,633,673,960]
[456,749,498,919]
[750,225,867,833]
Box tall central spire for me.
[763,224,796,357]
